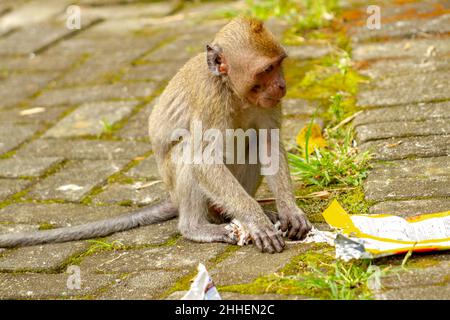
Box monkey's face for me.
[241,55,287,109]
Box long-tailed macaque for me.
[0,17,311,253]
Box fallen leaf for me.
[296,123,328,154]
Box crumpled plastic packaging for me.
[181,263,221,300]
[223,200,450,261]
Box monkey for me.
[0,17,312,253]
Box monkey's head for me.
[207,17,287,108]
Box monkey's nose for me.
[279,84,286,96]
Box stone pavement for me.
[0,0,449,300]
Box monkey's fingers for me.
[287,215,312,240]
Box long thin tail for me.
[0,200,178,248]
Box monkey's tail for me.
[0,200,178,248]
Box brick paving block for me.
[44,101,138,138]
[116,100,155,140]
[364,175,450,201]
[98,270,188,300]
[360,135,450,161]
[0,124,41,154]
[1,51,82,72]
[27,160,128,202]
[353,38,450,61]
[0,273,115,299]
[209,244,314,287]
[16,139,151,160]
[0,203,131,227]
[121,61,184,83]
[357,77,450,107]
[0,156,62,178]
[369,156,450,179]
[350,14,450,42]
[0,224,39,235]
[0,241,88,272]
[377,283,450,300]
[93,181,167,206]
[0,73,58,109]
[0,0,74,35]
[282,98,317,117]
[125,155,160,180]
[285,44,332,60]
[0,106,70,125]
[108,219,179,246]
[79,240,227,273]
[370,199,450,216]
[353,101,450,126]
[0,178,31,201]
[356,118,450,143]
[33,82,157,107]
[80,2,174,19]
[363,70,449,91]
[358,57,450,80]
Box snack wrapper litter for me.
[182,263,221,300]
[223,199,450,261]
[321,199,450,260]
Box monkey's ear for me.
[206,44,227,76]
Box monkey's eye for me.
[264,65,274,73]
[251,85,261,93]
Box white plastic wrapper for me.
[181,263,221,300]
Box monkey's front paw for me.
[248,224,285,254]
[278,208,312,240]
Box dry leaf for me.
[296,123,328,154]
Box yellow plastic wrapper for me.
[321,200,450,260]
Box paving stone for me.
[0,203,130,227]
[369,156,450,179]
[380,259,450,291]
[0,178,30,200]
[0,241,88,272]
[354,101,450,126]
[377,283,450,300]
[356,118,450,143]
[282,98,317,117]
[108,219,179,246]
[0,15,99,55]
[210,244,314,286]
[363,70,450,91]
[79,240,227,273]
[0,124,41,154]
[27,160,128,201]
[166,291,308,300]
[33,82,157,107]
[0,0,74,35]
[16,139,151,160]
[121,61,184,83]
[360,135,450,161]
[98,269,187,300]
[358,57,450,80]
[0,273,115,299]
[364,175,450,201]
[0,156,62,178]
[125,155,160,180]
[285,44,332,60]
[0,224,39,235]
[357,72,450,107]
[93,181,167,206]
[370,199,450,216]
[55,49,153,87]
[80,2,174,19]
[353,38,450,61]
[0,51,82,72]
[350,14,450,42]
[0,73,58,108]
[0,106,70,125]
[117,100,155,140]
[44,101,138,138]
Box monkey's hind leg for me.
[176,180,237,245]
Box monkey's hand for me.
[278,207,312,240]
[247,220,285,254]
